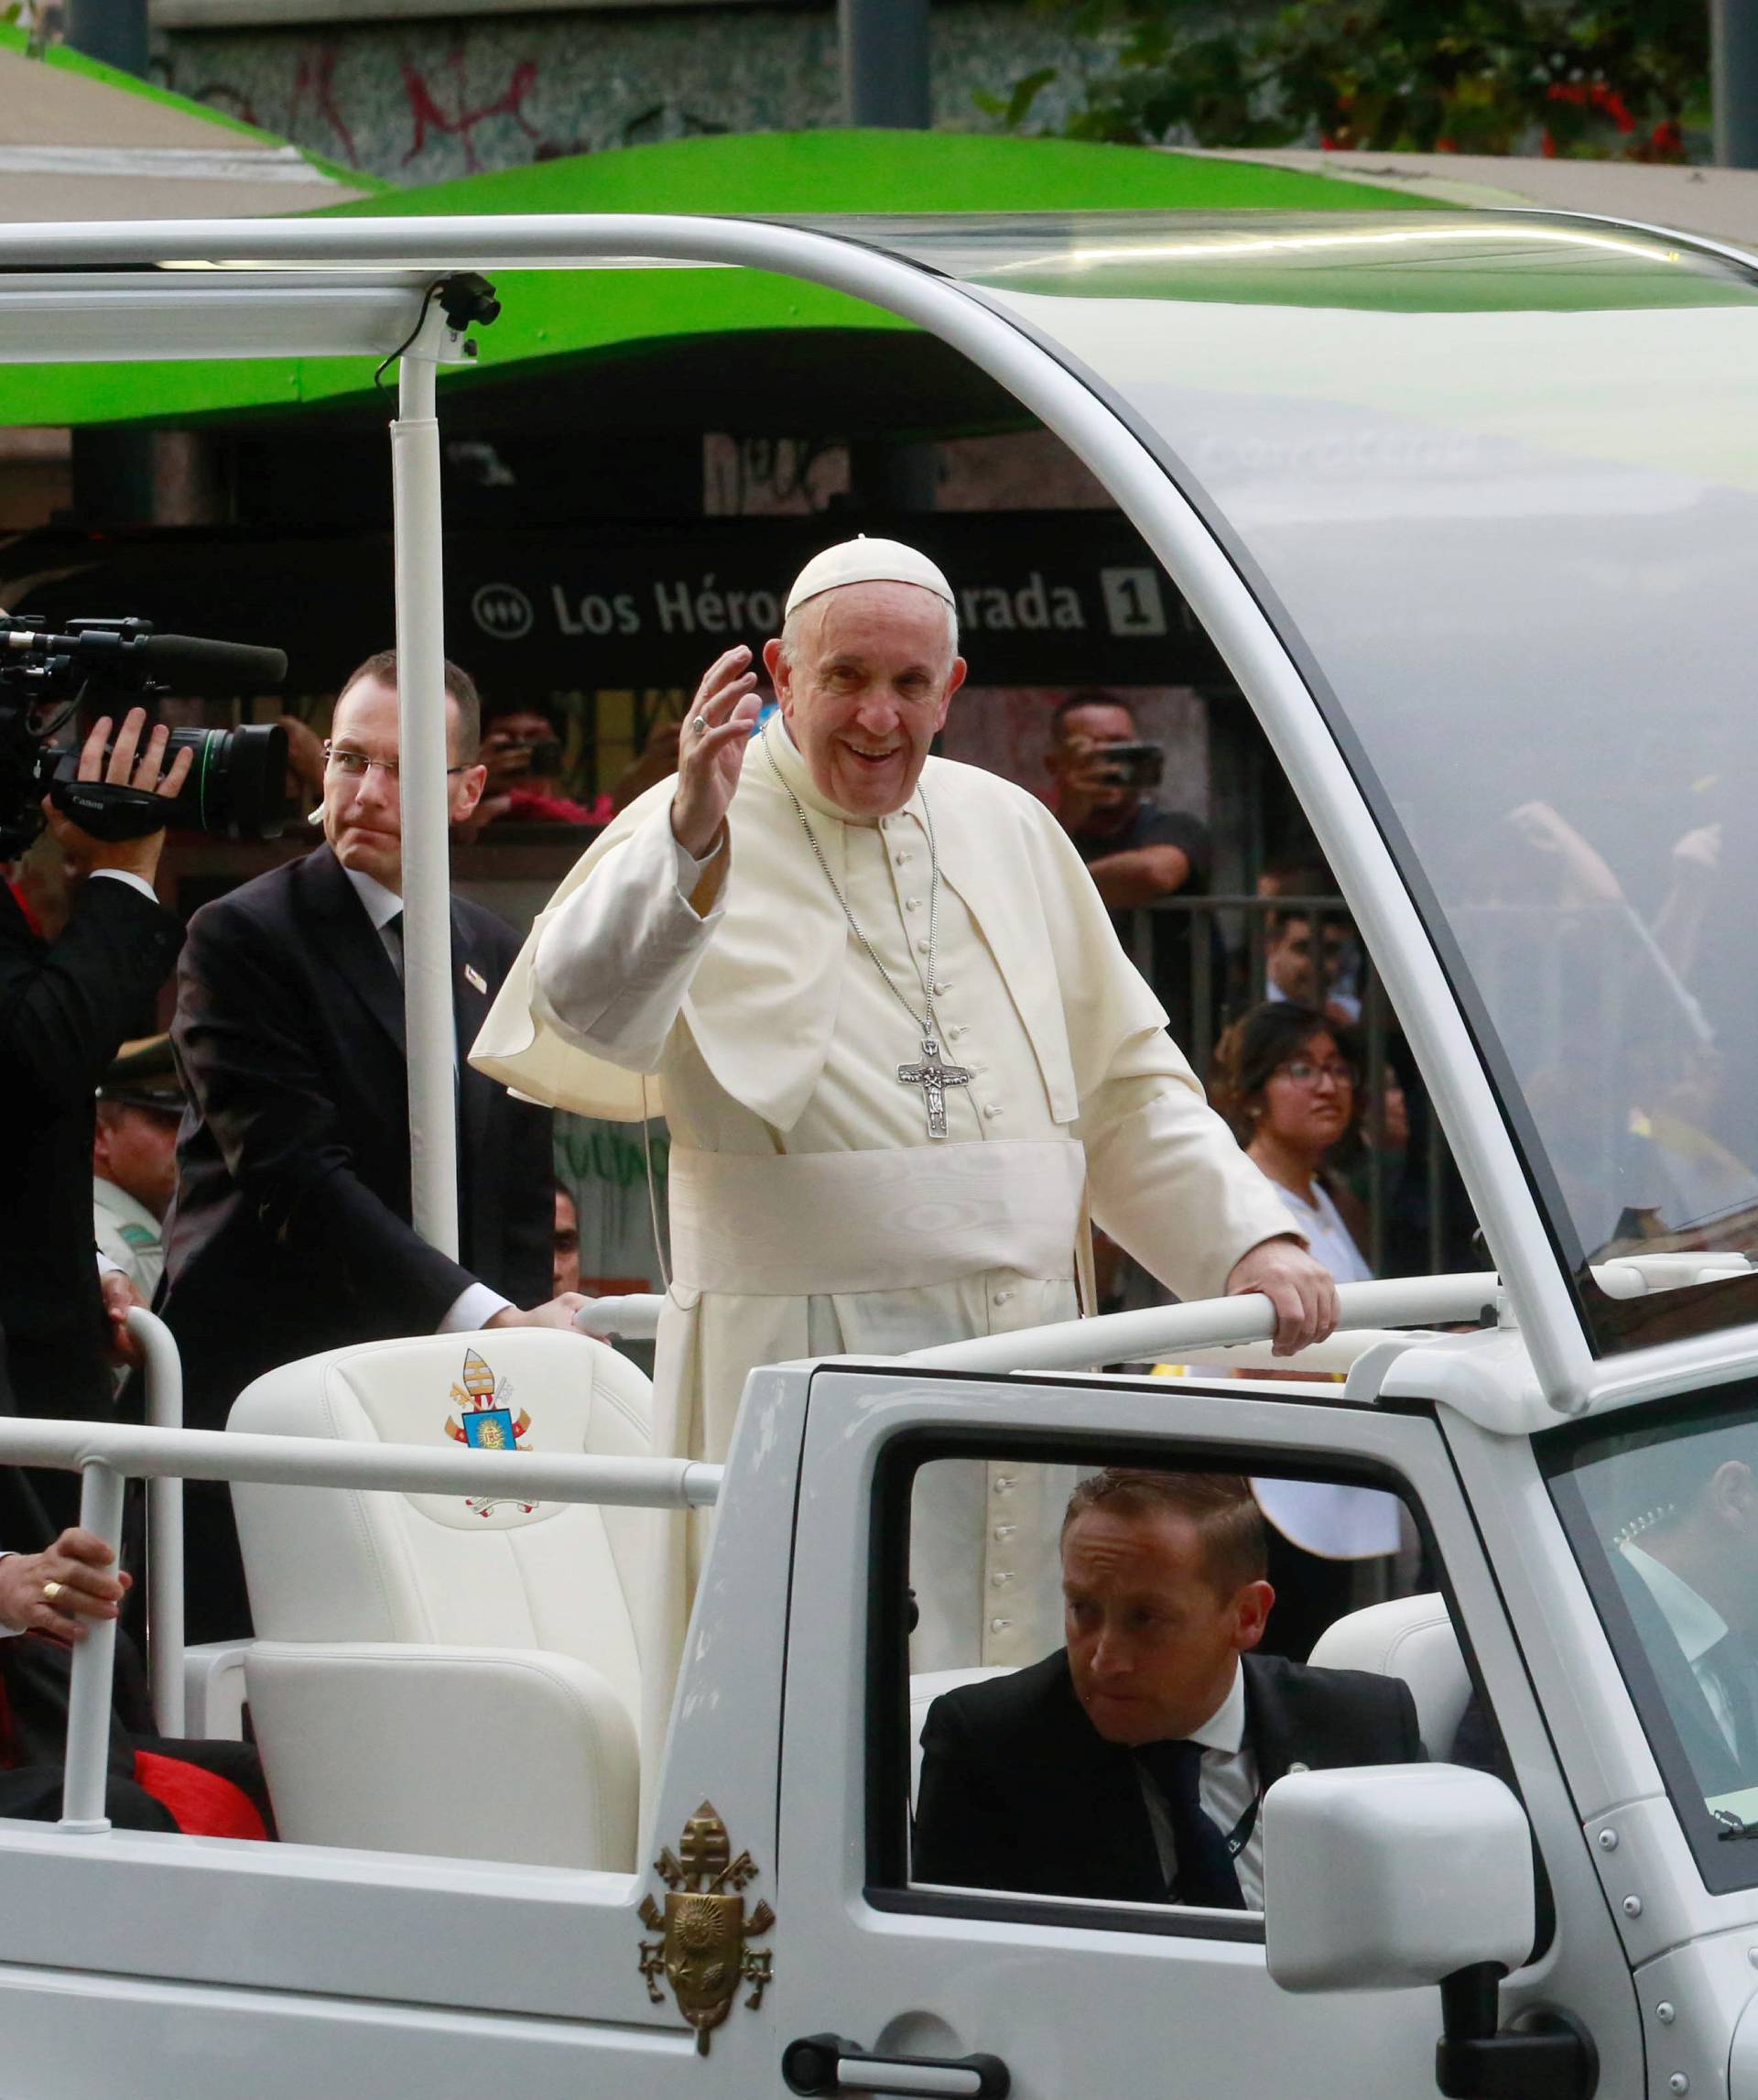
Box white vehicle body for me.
[2,205,1757,2098]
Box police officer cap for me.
[98,1033,182,1115]
[785,536,956,619]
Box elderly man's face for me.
[322,675,487,890]
[1063,1506,1272,1746]
[764,582,965,819]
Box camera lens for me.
[162,724,289,841]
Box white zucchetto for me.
[784,535,957,618]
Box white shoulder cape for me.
[471,750,1169,1131]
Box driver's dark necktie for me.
[1135,1737,1246,1910]
[1707,1629,1758,1770]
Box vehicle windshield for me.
[837,210,1758,1357]
[1546,1387,1758,1892]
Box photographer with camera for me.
[453,701,611,838]
[1046,691,1212,915]
[1047,690,1218,1315]
[0,706,190,1453]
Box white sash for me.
[667,1138,1086,1299]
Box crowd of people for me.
[0,534,1456,1890]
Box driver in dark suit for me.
[1611,1424,1758,1800]
[913,1468,1422,1907]
[159,651,585,1643]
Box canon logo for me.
[471,583,535,641]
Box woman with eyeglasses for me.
[1210,1002,1372,1288]
[1208,1003,1402,1659]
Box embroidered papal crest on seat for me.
[442,1347,536,1517]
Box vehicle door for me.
[776,1363,1643,2100]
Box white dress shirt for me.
[1622,1540,1740,1753]
[1135,1664,1264,1910]
[339,865,512,1334]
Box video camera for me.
[0,615,290,858]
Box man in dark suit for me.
[1610,1425,1758,1801]
[913,1468,1422,1907]
[2,707,190,1489]
[160,650,584,1642]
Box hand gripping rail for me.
[0,1401,720,1834]
[904,1273,1503,1376]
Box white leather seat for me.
[228,1327,655,1872]
[1307,1593,1471,1758]
[910,1665,1015,1803]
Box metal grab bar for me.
[905,1273,1502,1376]
[573,1295,666,1341]
[0,1418,723,1507]
[1,1412,724,1834]
[128,1309,185,1738]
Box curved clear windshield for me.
[1546,1388,1758,1891]
[852,211,1758,1356]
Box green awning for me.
[1,129,1424,430]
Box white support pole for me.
[60,1459,125,1833]
[129,1308,185,1738]
[392,316,461,1258]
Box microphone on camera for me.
[134,635,288,694]
[2,625,286,695]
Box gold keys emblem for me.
[637,1801,776,2055]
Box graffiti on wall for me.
[153,3,1109,186]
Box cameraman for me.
[0,707,190,1492]
[1046,691,1211,913]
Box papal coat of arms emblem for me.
[637,1801,776,2054]
[442,1347,537,1517]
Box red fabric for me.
[5,878,42,938]
[132,1749,266,1841]
[503,786,613,826]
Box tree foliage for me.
[981,0,1709,161]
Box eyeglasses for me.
[1276,1058,1358,1090]
[323,742,466,781]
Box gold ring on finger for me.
[41,1581,62,1605]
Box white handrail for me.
[10,1410,720,1834]
[0,1416,722,1507]
[127,1309,186,1738]
[906,1273,1501,1376]
[574,1295,666,1341]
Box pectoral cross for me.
[897,1037,972,1140]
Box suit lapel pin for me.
[464,963,488,995]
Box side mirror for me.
[1264,1763,1533,1993]
[1264,1767,1595,2100]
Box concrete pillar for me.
[840,0,931,128]
[64,0,149,78]
[1714,0,1758,167]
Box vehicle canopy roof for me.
[8,201,1756,1417]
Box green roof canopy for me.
[2,129,1423,430]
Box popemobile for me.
[4,201,1758,2100]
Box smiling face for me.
[763,581,965,819]
[1256,1027,1356,1160]
[322,673,486,889]
[1063,1506,1272,1746]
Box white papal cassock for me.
[472,721,1296,1751]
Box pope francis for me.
[473,539,1336,1740]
